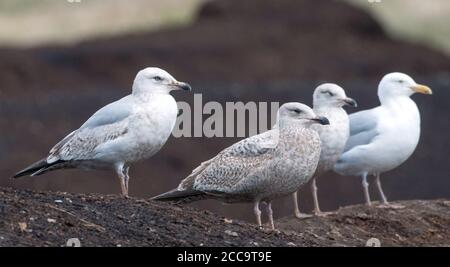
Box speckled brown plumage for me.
[154,102,326,229]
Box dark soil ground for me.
[1,187,448,247]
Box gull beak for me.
[343,97,358,108]
[311,116,330,125]
[173,81,192,91]
[410,84,432,95]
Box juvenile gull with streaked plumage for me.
[292,83,357,217]
[13,67,192,197]
[153,103,329,230]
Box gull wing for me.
[47,95,134,162]
[181,130,278,194]
[80,95,133,129]
[344,108,380,152]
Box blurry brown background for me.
[0,0,449,221]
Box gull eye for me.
[323,90,334,97]
[153,76,163,82]
[397,79,404,84]
[322,90,334,96]
[292,108,302,114]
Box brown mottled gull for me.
[334,73,432,207]
[292,83,357,217]
[153,103,329,229]
[13,67,192,197]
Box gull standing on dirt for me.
[292,84,357,218]
[153,103,329,230]
[13,67,192,197]
[334,72,432,207]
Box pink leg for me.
[254,201,262,227]
[362,172,371,206]
[292,191,312,219]
[265,201,275,230]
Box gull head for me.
[132,67,192,95]
[277,102,329,129]
[378,72,432,102]
[313,83,357,108]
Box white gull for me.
[292,83,356,217]
[334,72,432,207]
[13,67,192,197]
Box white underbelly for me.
[371,137,418,173]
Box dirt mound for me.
[1,187,448,247]
[0,187,317,247]
[277,200,450,246]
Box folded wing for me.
[47,96,134,163]
[184,130,278,195]
[344,108,379,152]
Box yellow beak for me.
[410,84,432,95]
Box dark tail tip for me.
[13,168,36,179]
[12,173,24,179]
[12,158,49,179]
[152,188,204,203]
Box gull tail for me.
[13,158,66,178]
[152,188,206,203]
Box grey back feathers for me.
[344,109,379,152]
